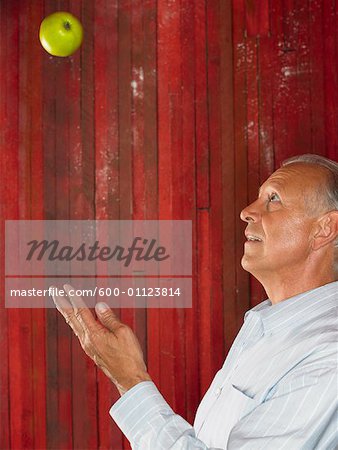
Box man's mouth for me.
[245,234,263,242]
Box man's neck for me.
[257,266,335,304]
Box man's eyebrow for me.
[258,182,284,196]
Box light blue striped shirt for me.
[110,282,338,449]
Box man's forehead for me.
[259,168,296,194]
[259,164,327,194]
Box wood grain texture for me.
[0,2,18,449]
[0,0,337,448]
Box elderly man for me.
[52,154,338,449]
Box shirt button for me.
[214,387,222,397]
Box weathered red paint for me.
[0,0,337,449]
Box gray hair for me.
[281,154,338,272]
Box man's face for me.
[240,163,328,279]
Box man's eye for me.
[268,193,280,202]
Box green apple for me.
[39,12,83,57]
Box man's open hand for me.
[51,284,152,395]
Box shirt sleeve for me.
[110,368,338,449]
[110,381,222,449]
[227,367,338,450]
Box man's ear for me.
[312,211,338,251]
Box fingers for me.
[63,284,88,310]
[51,284,122,342]
[63,284,99,334]
[51,284,99,337]
[95,302,124,335]
[51,286,84,338]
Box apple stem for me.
[64,21,71,30]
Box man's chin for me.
[241,254,258,275]
[241,254,271,282]
[241,255,251,272]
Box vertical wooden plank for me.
[41,1,75,448]
[219,0,238,356]
[80,0,96,216]
[117,0,133,348]
[165,0,188,416]
[0,225,10,450]
[157,0,179,411]
[246,37,260,207]
[130,0,147,354]
[7,1,35,448]
[143,28,160,393]
[70,1,99,449]
[269,0,284,168]
[255,3,280,303]
[0,0,8,444]
[167,0,198,407]
[206,0,225,375]
[28,0,44,218]
[169,90,186,415]
[42,4,65,450]
[117,1,136,447]
[118,0,133,221]
[94,0,120,222]
[323,0,338,160]
[25,1,46,449]
[0,228,10,448]
[46,1,76,448]
[94,0,123,447]
[41,4,65,450]
[144,0,161,422]
[254,33,274,304]
[197,211,212,393]
[158,0,194,417]
[43,115,60,450]
[143,1,158,220]
[130,7,166,439]
[293,0,312,156]
[181,0,199,423]
[131,0,146,221]
[290,0,312,157]
[246,29,268,306]
[273,0,312,165]
[8,304,34,450]
[245,0,270,37]
[232,0,251,326]
[200,0,215,390]
[246,36,264,307]
[0,1,19,447]
[308,0,326,155]
[195,1,209,210]
[257,34,275,182]
[54,13,74,449]
[148,1,172,395]
[278,0,296,164]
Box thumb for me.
[95,302,122,332]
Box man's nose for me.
[240,201,261,223]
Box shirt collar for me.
[245,281,337,336]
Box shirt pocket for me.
[230,383,260,419]
[196,383,256,449]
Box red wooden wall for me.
[0,0,337,449]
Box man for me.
[52,154,338,449]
